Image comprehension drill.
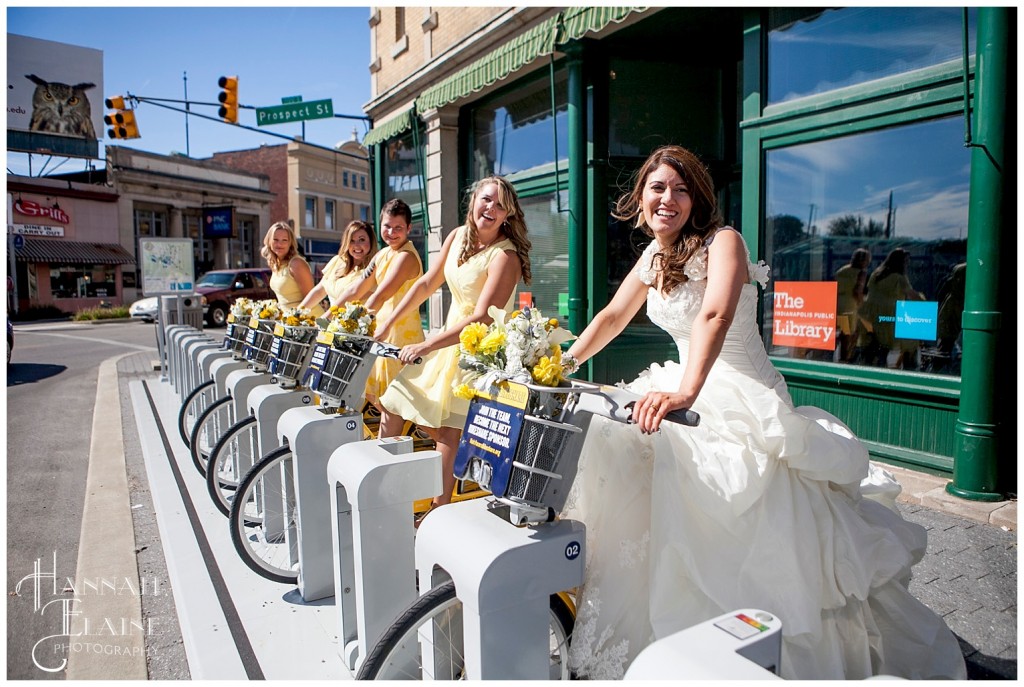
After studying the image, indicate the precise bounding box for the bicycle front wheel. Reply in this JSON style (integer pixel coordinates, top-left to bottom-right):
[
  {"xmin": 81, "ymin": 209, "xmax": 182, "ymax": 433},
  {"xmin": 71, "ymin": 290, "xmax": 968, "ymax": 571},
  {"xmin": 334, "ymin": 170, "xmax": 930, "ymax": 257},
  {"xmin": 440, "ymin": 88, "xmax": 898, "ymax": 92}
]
[
  {"xmin": 178, "ymin": 380, "xmax": 216, "ymax": 448},
  {"xmin": 228, "ymin": 446, "xmax": 298, "ymax": 584},
  {"xmin": 188, "ymin": 395, "xmax": 233, "ymax": 477},
  {"xmin": 206, "ymin": 415, "xmax": 258, "ymax": 516},
  {"xmin": 356, "ymin": 581, "xmax": 574, "ymax": 680}
]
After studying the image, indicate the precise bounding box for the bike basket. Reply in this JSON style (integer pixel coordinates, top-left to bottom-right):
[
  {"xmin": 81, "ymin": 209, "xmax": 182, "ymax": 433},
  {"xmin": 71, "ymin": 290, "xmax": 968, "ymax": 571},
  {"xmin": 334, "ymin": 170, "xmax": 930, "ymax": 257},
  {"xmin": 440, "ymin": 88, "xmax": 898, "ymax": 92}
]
[
  {"xmin": 268, "ymin": 324, "xmax": 318, "ymax": 383},
  {"xmin": 223, "ymin": 320, "xmax": 250, "ymax": 357},
  {"xmin": 242, "ymin": 318, "xmax": 278, "ymax": 371},
  {"xmin": 301, "ymin": 333, "xmax": 376, "ymax": 408},
  {"xmin": 454, "ymin": 382, "xmax": 591, "ymax": 523}
]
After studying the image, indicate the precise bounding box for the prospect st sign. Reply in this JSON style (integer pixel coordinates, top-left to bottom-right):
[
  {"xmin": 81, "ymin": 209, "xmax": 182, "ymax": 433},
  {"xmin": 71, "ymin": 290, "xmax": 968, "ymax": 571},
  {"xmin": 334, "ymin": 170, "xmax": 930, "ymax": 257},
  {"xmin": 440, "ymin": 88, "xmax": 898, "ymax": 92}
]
[{"xmin": 256, "ymin": 99, "xmax": 334, "ymax": 127}]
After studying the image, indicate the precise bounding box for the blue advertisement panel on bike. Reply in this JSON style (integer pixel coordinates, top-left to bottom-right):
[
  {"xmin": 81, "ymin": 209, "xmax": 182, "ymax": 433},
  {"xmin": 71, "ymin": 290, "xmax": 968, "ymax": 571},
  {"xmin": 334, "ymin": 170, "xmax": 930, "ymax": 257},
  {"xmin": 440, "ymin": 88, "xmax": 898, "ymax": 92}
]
[{"xmin": 454, "ymin": 381, "xmax": 528, "ymax": 498}]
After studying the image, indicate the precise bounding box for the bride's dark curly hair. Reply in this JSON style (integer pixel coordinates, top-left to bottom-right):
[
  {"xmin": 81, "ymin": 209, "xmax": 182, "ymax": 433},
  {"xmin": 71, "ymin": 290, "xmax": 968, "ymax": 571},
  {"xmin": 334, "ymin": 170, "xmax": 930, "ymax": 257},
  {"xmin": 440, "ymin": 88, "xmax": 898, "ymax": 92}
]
[{"xmin": 612, "ymin": 145, "xmax": 722, "ymax": 293}]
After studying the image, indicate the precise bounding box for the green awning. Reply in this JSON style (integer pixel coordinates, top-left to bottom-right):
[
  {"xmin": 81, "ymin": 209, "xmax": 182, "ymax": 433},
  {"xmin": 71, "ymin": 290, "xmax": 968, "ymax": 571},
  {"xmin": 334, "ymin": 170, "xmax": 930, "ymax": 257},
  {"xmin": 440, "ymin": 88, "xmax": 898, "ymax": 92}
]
[
  {"xmin": 362, "ymin": 108, "xmax": 416, "ymax": 147},
  {"xmin": 557, "ymin": 6, "xmax": 647, "ymax": 44},
  {"xmin": 416, "ymin": 15, "xmax": 560, "ymax": 112}
]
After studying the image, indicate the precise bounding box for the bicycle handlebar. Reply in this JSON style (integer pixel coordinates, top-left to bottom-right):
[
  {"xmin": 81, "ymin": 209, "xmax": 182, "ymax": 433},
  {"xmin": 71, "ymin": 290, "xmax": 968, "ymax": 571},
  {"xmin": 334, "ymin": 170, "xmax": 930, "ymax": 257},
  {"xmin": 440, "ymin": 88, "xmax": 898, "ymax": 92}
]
[
  {"xmin": 369, "ymin": 341, "xmax": 422, "ymax": 365},
  {"xmin": 505, "ymin": 378, "xmax": 700, "ymax": 428}
]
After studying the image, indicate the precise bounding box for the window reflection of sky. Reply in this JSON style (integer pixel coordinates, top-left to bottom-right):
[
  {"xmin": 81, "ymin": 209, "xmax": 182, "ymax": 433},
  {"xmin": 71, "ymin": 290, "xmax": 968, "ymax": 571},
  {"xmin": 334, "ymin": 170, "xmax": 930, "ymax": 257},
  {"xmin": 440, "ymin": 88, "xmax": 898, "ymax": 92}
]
[
  {"xmin": 767, "ymin": 118, "xmax": 970, "ymax": 241},
  {"xmin": 769, "ymin": 7, "xmax": 976, "ymax": 103}
]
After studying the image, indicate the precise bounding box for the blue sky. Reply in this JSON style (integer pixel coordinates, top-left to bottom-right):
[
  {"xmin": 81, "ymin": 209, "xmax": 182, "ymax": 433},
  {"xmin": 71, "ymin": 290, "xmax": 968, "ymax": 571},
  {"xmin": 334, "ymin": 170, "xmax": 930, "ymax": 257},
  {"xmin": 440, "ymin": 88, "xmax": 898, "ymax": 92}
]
[{"xmin": 7, "ymin": 5, "xmax": 372, "ymax": 176}]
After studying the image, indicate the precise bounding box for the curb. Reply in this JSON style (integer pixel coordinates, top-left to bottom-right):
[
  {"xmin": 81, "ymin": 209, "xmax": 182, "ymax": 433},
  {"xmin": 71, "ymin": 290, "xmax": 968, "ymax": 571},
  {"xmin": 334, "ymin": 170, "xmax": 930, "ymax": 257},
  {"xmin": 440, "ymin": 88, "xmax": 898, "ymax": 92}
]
[
  {"xmin": 66, "ymin": 353, "xmax": 148, "ymax": 680},
  {"xmin": 883, "ymin": 463, "xmax": 1017, "ymax": 531}
]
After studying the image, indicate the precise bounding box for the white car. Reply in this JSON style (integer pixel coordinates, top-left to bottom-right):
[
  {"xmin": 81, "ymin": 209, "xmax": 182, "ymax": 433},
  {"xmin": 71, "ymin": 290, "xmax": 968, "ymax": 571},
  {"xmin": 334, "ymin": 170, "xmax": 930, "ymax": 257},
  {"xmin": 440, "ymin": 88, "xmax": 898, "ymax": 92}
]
[{"xmin": 129, "ymin": 296, "xmax": 159, "ymax": 322}]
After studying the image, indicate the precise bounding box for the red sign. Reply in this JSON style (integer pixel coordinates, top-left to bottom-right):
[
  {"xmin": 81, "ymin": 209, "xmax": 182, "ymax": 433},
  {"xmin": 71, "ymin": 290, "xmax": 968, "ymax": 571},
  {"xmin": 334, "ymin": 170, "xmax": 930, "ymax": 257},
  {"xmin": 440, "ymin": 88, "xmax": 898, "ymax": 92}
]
[
  {"xmin": 518, "ymin": 291, "xmax": 533, "ymax": 310},
  {"xmin": 771, "ymin": 281, "xmax": 838, "ymax": 351},
  {"xmin": 14, "ymin": 198, "xmax": 70, "ymax": 224}
]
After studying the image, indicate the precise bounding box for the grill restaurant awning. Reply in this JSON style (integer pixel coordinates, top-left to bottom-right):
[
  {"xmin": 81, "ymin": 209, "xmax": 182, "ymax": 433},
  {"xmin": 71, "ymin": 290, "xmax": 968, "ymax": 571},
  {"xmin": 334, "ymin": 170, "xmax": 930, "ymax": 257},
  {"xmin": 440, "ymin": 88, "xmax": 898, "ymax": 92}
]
[{"xmin": 15, "ymin": 237, "xmax": 136, "ymax": 265}]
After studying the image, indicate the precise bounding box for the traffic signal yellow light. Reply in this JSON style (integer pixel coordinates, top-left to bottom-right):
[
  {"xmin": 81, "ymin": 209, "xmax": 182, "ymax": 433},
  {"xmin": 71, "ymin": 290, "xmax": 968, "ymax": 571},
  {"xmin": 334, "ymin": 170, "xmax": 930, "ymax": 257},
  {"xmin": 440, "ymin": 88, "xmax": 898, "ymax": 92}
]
[
  {"xmin": 104, "ymin": 96, "xmax": 141, "ymax": 139},
  {"xmin": 218, "ymin": 76, "xmax": 239, "ymax": 124}
]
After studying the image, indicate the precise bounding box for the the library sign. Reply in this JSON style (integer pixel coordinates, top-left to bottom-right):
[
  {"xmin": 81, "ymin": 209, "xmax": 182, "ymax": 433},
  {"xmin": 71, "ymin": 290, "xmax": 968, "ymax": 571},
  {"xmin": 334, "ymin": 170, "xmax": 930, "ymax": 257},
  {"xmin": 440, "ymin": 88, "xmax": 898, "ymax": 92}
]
[{"xmin": 772, "ymin": 281, "xmax": 837, "ymax": 351}]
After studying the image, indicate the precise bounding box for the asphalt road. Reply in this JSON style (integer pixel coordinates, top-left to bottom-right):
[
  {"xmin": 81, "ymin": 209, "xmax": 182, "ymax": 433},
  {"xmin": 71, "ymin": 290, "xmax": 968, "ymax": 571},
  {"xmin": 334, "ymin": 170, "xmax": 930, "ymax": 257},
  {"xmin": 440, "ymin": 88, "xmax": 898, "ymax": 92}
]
[{"xmin": 6, "ymin": 319, "xmax": 159, "ymax": 680}]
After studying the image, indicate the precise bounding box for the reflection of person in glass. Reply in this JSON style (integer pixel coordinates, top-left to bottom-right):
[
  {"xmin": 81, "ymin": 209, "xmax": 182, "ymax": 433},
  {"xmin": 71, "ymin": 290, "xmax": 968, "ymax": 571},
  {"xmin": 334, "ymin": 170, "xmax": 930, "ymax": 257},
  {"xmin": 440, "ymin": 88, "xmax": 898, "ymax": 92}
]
[
  {"xmin": 936, "ymin": 261, "xmax": 966, "ymax": 361},
  {"xmin": 858, "ymin": 248, "xmax": 924, "ymax": 369},
  {"xmin": 834, "ymin": 248, "xmax": 871, "ymax": 362}
]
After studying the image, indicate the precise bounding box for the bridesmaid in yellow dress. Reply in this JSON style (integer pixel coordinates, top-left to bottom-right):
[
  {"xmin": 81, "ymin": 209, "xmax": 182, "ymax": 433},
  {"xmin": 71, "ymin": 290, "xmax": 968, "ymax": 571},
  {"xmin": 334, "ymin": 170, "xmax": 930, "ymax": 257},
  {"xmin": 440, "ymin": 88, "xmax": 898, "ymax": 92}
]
[
  {"xmin": 336, "ymin": 199, "xmax": 425, "ymax": 430},
  {"xmin": 261, "ymin": 221, "xmax": 323, "ymax": 316},
  {"xmin": 377, "ymin": 177, "xmax": 532, "ymax": 510},
  {"xmin": 299, "ymin": 220, "xmax": 378, "ymax": 311}
]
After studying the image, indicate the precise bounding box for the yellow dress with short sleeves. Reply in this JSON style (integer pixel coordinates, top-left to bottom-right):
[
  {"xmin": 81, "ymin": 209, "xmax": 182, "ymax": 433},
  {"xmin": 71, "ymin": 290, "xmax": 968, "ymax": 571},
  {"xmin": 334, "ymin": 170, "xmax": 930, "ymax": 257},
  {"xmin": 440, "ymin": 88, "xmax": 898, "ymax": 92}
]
[
  {"xmin": 270, "ymin": 256, "xmax": 324, "ymax": 316},
  {"xmin": 366, "ymin": 241, "xmax": 424, "ymax": 402},
  {"xmin": 320, "ymin": 254, "xmax": 367, "ymax": 307},
  {"xmin": 380, "ymin": 226, "xmax": 516, "ymax": 429}
]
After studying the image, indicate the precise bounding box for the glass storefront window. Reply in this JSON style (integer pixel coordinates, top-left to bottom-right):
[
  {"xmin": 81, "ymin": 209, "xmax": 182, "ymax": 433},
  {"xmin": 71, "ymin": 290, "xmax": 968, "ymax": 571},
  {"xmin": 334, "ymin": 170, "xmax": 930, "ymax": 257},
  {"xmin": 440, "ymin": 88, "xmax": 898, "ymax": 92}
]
[
  {"xmin": 763, "ymin": 117, "xmax": 969, "ymax": 375},
  {"xmin": 516, "ymin": 191, "xmax": 569, "ymax": 327},
  {"xmin": 383, "ymin": 128, "xmax": 425, "ymax": 212},
  {"xmin": 471, "ymin": 69, "xmax": 568, "ymax": 179},
  {"xmin": 768, "ymin": 7, "xmax": 977, "ymax": 104},
  {"xmin": 50, "ymin": 264, "xmax": 116, "ymax": 299}
]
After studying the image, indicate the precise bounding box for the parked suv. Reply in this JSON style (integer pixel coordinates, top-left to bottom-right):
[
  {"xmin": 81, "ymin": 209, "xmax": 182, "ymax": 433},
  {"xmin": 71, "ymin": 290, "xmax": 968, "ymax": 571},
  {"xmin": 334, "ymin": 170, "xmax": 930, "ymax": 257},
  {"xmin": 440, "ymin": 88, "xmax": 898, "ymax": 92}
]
[{"xmin": 196, "ymin": 268, "xmax": 274, "ymax": 327}]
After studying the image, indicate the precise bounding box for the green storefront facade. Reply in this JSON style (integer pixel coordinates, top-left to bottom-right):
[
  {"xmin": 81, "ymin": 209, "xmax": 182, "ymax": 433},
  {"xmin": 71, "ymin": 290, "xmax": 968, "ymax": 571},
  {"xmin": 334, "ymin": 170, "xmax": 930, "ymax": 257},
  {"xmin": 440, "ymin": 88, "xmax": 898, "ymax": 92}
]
[{"xmin": 363, "ymin": 7, "xmax": 1014, "ymax": 498}]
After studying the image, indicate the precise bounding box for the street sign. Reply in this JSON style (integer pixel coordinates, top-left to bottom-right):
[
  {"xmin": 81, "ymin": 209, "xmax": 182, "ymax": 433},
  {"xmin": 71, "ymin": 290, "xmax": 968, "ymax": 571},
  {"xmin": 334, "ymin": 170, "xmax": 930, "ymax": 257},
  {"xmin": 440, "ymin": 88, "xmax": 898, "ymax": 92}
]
[
  {"xmin": 281, "ymin": 95, "xmax": 302, "ymax": 104},
  {"xmin": 13, "ymin": 234, "xmax": 25, "ymax": 250},
  {"xmin": 255, "ymin": 99, "xmax": 334, "ymax": 127}
]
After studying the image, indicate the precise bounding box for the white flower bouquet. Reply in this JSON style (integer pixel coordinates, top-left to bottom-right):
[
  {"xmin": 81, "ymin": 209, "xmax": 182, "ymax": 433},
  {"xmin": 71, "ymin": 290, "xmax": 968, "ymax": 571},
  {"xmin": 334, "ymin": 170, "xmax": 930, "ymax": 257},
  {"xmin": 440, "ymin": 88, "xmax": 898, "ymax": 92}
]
[{"xmin": 454, "ymin": 305, "xmax": 575, "ymax": 400}]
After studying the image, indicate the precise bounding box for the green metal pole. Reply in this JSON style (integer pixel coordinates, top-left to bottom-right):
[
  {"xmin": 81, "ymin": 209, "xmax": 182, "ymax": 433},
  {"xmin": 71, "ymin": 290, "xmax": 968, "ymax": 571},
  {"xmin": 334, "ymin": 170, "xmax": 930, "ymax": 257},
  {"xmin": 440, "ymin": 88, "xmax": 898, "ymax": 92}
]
[
  {"xmin": 948, "ymin": 7, "xmax": 1007, "ymax": 501},
  {"xmin": 565, "ymin": 43, "xmax": 587, "ymax": 342}
]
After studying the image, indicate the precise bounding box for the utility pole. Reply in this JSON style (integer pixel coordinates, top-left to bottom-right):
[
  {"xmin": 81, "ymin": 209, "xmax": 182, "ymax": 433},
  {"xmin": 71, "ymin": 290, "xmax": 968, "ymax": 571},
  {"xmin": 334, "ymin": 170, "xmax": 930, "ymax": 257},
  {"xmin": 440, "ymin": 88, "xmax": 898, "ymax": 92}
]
[
  {"xmin": 884, "ymin": 190, "xmax": 893, "ymax": 237},
  {"xmin": 183, "ymin": 72, "xmax": 191, "ymax": 157}
]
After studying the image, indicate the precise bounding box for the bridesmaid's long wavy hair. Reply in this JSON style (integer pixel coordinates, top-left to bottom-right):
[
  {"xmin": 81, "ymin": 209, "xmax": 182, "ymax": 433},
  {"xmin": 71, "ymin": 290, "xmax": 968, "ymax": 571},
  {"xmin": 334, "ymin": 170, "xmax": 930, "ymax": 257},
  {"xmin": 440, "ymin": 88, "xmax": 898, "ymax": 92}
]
[
  {"xmin": 613, "ymin": 145, "xmax": 722, "ymax": 293},
  {"xmin": 260, "ymin": 221, "xmax": 299, "ymax": 272},
  {"xmin": 460, "ymin": 176, "xmax": 532, "ymax": 285},
  {"xmin": 336, "ymin": 220, "xmax": 377, "ymax": 276}
]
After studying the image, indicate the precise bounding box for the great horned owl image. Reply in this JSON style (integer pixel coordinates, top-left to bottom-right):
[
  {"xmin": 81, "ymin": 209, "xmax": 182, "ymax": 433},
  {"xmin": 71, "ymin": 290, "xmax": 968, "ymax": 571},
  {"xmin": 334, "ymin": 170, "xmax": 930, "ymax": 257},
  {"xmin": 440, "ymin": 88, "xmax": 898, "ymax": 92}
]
[{"xmin": 25, "ymin": 73, "xmax": 98, "ymax": 139}]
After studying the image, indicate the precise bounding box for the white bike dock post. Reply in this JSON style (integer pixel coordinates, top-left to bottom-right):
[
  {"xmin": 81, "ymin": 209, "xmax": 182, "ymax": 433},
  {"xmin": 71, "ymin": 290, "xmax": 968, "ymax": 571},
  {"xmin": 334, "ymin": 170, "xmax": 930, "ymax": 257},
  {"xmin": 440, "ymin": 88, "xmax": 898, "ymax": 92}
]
[
  {"xmin": 624, "ymin": 609, "xmax": 783, "ymax": 680},
  {"xmin": 414, "ymin": 499, "xmax": 587, "ymax": 680},
  {"xmin": 246, "ymin": 383, "xmax": 315, "ymax": 468},
  {"xmin": 172, "ymin": 330, "xmax": 207, "ymax": 395},
  {"xmin": 276, "ymin": 405, "xmax": 364, "ymax": 603},
  {"xmin": 195, "ymin": 346, "xmax": 233, "ymax": 389},
  {"xmin": 326, "ymin": 437, "xmax": 442, "ymax": 671},
  {"xmin": 209, "ymin": 355, "xmax": 248, "ymax": 398},
  {"xmin": 164, "ymin": 325, "xmax": 196, "ymax": 386},
  {"xmin": 181, "ymin": 337, "xmax": 220, "ymax": 395}
]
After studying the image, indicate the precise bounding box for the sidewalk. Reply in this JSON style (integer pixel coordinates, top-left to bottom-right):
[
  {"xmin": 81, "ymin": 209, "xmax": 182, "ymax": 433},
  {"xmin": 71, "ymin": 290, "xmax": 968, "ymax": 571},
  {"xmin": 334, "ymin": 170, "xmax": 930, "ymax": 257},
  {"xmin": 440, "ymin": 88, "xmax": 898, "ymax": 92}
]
[{"xmin": 94, "ymin": 351, "xmax": 1017, "ymax": 679}]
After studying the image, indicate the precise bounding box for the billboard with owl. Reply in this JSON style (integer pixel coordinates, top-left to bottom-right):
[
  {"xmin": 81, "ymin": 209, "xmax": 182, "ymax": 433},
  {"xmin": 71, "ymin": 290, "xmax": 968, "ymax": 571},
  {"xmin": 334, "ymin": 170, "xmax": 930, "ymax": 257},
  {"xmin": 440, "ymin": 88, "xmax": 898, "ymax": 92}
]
[{"xmin": 8, "ymin": 33, "xmax": 103, "ymax": 156}]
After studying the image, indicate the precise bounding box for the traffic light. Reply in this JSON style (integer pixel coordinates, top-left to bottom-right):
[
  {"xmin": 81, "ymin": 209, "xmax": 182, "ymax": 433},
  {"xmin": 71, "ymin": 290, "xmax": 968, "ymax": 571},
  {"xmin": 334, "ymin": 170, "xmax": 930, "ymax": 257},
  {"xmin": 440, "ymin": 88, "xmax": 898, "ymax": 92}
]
[
  {"xmin": 104, "ymin": 96, "xmax": 141, "ymax": 139},
  {"xmin": 218, "ymin": 76, "xmax": 239, "ymax": 123}
]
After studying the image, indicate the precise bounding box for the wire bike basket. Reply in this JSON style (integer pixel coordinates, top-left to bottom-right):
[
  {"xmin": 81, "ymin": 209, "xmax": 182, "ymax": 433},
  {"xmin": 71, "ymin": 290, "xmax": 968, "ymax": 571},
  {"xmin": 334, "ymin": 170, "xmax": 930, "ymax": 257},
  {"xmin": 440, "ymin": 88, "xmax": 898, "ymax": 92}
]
[
  {"xmin": 241, "ymin": 317, "xmax": 278, "ymax": 372},
  {"xmin": 301, "ymin": 332, "xmax": 383, "ymax": 410},
  {"xmin": 223, "ymin": 315, "xmax": 251, "ymax": 359},
  {"xmin": 454, "ymin": 380, "xmax": 594, "ymax": 526},
  {"xmin": 268, "ymin": 324, "xmax": 319, "ymax": 387}
]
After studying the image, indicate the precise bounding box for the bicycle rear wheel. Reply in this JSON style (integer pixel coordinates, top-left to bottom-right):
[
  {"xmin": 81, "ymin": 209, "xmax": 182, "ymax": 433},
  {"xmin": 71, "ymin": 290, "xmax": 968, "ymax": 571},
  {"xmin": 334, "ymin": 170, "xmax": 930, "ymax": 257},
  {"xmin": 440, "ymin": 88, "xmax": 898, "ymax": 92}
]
[
  {"xmin": 178, "ymin": 380, "xmax": 216, "ymax": 448},
  {"xmin": 188, "ymin": 395, "xmax": 233, "ymax": 477},
  {"xmin": 228, "ymin": 446, "xmax": 298, "ymax": 584},
  {"xmin": 206, "ymin": 415, "xmax": 257, "ymax": 516},
  {"xmin": 355, "ymin": 581, "xmax": 574, "ymax": 679}
]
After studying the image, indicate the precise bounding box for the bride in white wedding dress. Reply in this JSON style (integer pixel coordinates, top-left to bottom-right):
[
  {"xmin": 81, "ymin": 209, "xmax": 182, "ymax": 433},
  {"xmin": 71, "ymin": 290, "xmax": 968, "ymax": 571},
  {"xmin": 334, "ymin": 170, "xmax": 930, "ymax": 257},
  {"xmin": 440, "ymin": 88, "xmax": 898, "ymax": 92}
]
[{"xmin": 560, "ymin": 145, "xmax": 966, "ymax": 680}]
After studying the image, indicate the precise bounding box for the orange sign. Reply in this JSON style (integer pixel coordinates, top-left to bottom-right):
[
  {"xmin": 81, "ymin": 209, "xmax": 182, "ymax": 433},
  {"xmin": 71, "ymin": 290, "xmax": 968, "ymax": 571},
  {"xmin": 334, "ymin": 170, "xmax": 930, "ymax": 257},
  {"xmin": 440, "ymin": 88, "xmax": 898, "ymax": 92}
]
[
  {"xmin": 518, "ymin": 291, "xmax": 533, "ymax": 310},
  {"xmin": 771, "ymin": 281, "xmax": 837, "ymax": 351}
]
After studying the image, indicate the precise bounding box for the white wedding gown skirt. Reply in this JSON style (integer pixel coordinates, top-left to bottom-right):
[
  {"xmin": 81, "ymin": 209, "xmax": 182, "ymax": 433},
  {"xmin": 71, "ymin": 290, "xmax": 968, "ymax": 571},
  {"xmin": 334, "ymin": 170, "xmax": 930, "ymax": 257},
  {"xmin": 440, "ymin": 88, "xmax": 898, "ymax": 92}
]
[{"xmin": 562, "ymin": 264, "xmax": 966, "ymax": 680}]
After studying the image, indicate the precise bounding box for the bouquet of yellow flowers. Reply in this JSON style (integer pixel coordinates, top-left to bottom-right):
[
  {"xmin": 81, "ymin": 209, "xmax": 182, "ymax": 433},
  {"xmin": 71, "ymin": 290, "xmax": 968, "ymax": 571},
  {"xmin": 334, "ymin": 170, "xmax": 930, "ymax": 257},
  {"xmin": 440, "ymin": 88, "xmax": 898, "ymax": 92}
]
[
  {"xmin": 315, "ymin": 301, "xmax": 376, "ymax": 339},
  {"xmin": 454, "ymin": 305, "xmax": 575, "ymax": 399},
  {"xmin": 277, "ymin": 306, "xmax": 319, "ymax": 343},
  {"xmin": 252, "ymin": 299, "xmax": 283, "ymax": 321},
  {"xmin": 230, "ymin": 297, "xmax": 259, "ymax": 320}
]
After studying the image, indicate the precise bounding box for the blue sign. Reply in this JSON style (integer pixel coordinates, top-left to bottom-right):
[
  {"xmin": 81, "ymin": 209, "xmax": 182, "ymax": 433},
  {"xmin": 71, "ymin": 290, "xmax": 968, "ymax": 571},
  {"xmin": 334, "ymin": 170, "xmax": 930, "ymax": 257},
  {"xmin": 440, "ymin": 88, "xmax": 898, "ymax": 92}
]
[
  {"xmin": 13, "ymin": 234, "xmax": 25, "ymax": 250},
  {"xmin": 301, "ymin": 342, "xmax": 332, "ymax": 391},
  {"xmin": 202, "ymin": 206, "xmax": 235, "ymax": 239},
  {"xmin": 894, "ymin": 300, "xmax": 939, "ymax": 340},
  {"xmin": 454, "ymin": 391, "xmax": 526, "ymax": 498}
]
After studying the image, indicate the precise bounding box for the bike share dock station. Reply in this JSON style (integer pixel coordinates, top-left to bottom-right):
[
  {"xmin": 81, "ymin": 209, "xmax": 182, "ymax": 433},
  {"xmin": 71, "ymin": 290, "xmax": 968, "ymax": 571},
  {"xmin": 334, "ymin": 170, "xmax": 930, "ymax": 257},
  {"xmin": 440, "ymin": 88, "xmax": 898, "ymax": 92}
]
[{"xmin": 130, "ymin": 313, "xmax": 789, "ymax": 680}]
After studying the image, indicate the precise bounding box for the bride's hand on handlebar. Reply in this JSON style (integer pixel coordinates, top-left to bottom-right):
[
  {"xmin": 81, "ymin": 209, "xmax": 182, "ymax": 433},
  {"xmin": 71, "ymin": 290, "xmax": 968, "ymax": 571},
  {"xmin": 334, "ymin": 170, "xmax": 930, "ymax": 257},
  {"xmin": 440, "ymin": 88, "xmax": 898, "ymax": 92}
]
[{"xmin": 633, "ymin": 391, "xmax": 689, "ymax": 434}]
